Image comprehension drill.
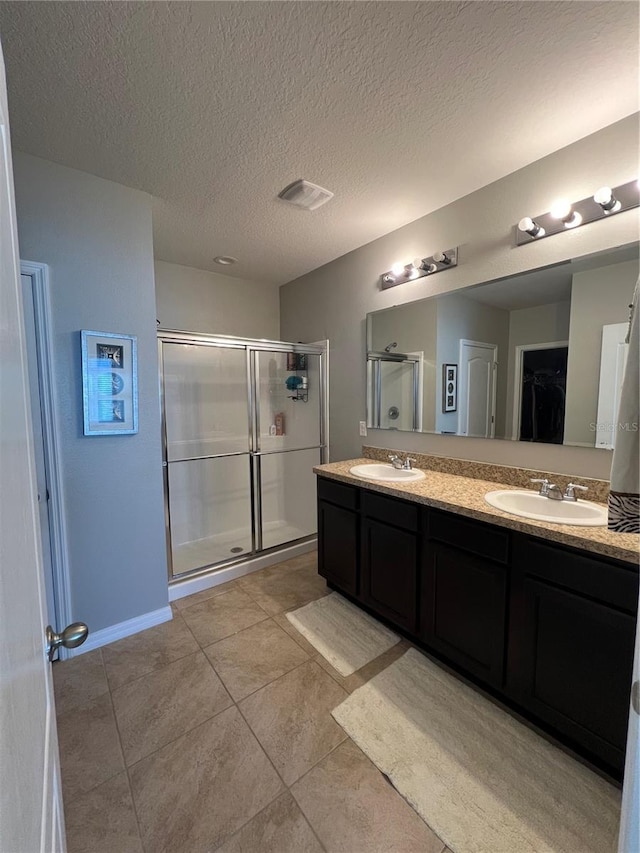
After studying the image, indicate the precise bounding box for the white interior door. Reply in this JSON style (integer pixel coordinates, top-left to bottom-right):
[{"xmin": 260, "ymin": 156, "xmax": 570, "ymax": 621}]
[
  {"xmin": 596, "ymin": 323, "xmax": 629, "ymax": 450},
  {"xmin": 458, "ymin": 340, "xmax": 498, "ymax": 438},
  {"xmin": 0, "ymin": 42, "xmax": 65, "ymax": 853}
]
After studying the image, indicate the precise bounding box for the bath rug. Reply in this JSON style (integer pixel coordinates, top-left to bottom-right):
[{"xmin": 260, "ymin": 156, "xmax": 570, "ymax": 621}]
[
  {"xmin": 286, "ymin": 592, "xmax": 400, "ymax": 676},
  {"xmin": 332, "ymin": 648, "xmax": 620, "ymax": 853}
]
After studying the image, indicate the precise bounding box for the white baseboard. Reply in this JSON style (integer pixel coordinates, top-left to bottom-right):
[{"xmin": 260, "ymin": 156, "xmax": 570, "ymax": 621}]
[
  {"xmin": 169, "ymin": 538, "xmax": 317, "ymax": 602},
  {"xmin": 69, "ymin": 605, "xmax": 173, "ymax": 656}
]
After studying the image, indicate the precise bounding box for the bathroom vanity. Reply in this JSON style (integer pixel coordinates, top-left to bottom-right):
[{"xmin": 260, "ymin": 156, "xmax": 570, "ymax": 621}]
[{"xmin": 315, "ymin": 460, "xmax": 639, "ymax": 779}]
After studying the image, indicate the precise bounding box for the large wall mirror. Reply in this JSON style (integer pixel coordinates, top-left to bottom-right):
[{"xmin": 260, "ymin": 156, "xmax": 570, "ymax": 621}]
[{"xmin": 367, "ymin": 242, "xmax": 638, "ymax": 448}]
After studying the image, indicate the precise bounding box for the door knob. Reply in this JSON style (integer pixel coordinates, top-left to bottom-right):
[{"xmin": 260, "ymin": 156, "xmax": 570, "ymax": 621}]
[{"xmin": 45, "ymin": 622, "xmax": 89, "ymax": 662}]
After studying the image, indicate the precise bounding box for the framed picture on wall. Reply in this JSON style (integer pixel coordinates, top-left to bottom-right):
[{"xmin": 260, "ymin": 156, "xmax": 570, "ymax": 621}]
[
  {"xmin": 81, "ymin": 330, "xmax": 138, "ymax": 435},
  {"xmin": 442, "ymin": 363, "xmax": 458, "ymax": 413}
]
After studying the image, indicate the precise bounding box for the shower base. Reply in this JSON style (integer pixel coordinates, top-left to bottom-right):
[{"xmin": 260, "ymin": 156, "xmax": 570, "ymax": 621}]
[{"xmin": 171, "ymin": 520, "xmax": 311, "ymax": 577}]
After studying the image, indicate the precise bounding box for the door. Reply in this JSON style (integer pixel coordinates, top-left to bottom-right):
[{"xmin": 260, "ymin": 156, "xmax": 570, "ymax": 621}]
[
  {"xmin": 255, "ymin": 349, "xmax": 324, "ymax": 549},
  {"xmin": 458, "ymin": 340, "xmax": 497, "ymax": 437},
  {"xmin": 596, "ymin": 323, "xmax": 629, "ymax": 450},
  {"xmin": 21, "ymin": 272, "xmax": 57, "ymax": 625},
  {"xmin": 161, "ymin": 340, "xmax": 253, "ymax": 576},
  {"xmin": 0, "ymin": 41, "xmax": 65, "ymax": 853}
]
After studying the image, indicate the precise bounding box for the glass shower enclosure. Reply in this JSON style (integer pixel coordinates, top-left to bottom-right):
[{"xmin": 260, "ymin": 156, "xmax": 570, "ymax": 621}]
[{"xmin": 159, "ymin": 331, "xmax": 328, "ymax": 580}]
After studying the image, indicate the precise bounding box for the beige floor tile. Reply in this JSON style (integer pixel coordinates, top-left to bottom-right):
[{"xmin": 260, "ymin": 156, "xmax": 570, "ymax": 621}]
[
  {"xmin": 181, "ymin": 586, "xmax": 269, "ymax": 646},
  {"xmin": 129, "ymin": 706, "xmax": 284, "ymax": 853},
  {"xmin": 57, "ymin": 692, "xmax": 125, "ymax": 798},
  {"xmin": 204, "ymin": 618, "xmax": 310, "ymax": 701},
  {"xmin": 102, "ymin": 616, "xmax": 199, "ymax": 690},
  {"xmin": 239, "ymin": 563, "xmax": 329, "ymax": 616},
  {"xmin": 53, "ymin": 649, "xmax": 108, "ymax": 716},
  {"xmin": 216, "ymin": 791, "xmax": 324, "ymax": 853},
  {"xmin": 291, "ymin": 739, "xmax": 445, "ymax": 853},
  {"xmin": 315, "ymin": 638, "xmax": 412, "ymax": 693},
  {"xmin": 112, "ymin": 651, "xmax": 232, "ymax": 765},
  {"xmin": 239, "ymin": 659, "xmax": 348, "ymax": 785},
  {"xmin": 273, "ymin": 612, "xmax": 320, "ymax": 657},
  {"xmin": 63, "ymin": 771, "xmax": 142, "ymax": 853},
  {"xmin": 172, "ymin": 577, "xmax": 240, "ymax": 611}
]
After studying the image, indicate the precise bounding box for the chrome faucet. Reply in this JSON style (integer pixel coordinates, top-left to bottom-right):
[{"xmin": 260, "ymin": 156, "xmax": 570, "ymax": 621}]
[
  {"xmin": 563, "ymin": 483, "xmax": 589, "ymax": 501},
  {"xmin": 389, "ymin": 455, "xmax": 417, "ymax": 470},
  {"xmin": 531, "ymin": 478, "xmax": 588, "ymax": 501},
  {"xmin": 531, "ymin": 478, "xmax": 553, "ymax": 496}
]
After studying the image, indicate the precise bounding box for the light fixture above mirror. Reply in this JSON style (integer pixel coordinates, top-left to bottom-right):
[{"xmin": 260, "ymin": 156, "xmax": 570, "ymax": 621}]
[
  {"xmin": 381, "ymin": 247, "xmax": 458, "ymax": 289},
  {"xmin": 516, "ymin": 179, "xmax": 639, "ymax": 245}
]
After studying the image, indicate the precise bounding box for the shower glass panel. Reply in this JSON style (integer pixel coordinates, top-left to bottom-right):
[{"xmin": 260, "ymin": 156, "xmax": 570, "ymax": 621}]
[
  {"xmin": 168, "ymin": 456, "xmax": 253, "ymax": 577},
  {"xmin": 160, "ymin": 332, "xmax": 327, "ymax": 581},
  {"xmin": 162, "ymin": 341, "xmax": 252, "ymax": 576},
  {"xmin": 259, "ymin": 448, "xmax": 321, "ymax": 550},
  {"xmin": 163, "ymin": 343, "xmax": 249, "ymax": 460},
  {"xmin": 257, "ymin": 351, "xmax": 321, "ymax": 451}
]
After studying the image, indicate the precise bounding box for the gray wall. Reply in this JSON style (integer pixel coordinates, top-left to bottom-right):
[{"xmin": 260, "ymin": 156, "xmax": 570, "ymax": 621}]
[
  {"xmin": 280, "ymin": 114, "xmax": 639, "ymax": 479},
  {"xmin": 565, "ymin": 258, "xmax": 638, "ymax": 446},
  {"xmin": 155, "ymin": 260, "xmax": 280, "ymax": 339},
  {"xmin": 14, "ymin": 152, "xmax": 168, "ymax": 632},
  {"xmin": 435, "ymin": 294, "xmax": 510, "ymax": 437},
  {"xmin": 505, "ymin": 301, "xmax": 571, "ymax": 440}
]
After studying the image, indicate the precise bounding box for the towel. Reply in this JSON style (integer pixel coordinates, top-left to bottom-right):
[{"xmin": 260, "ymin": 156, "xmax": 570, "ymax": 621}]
[{"xmin": 608, "ymin": 277, "xmax": 640, "ymax": 533}]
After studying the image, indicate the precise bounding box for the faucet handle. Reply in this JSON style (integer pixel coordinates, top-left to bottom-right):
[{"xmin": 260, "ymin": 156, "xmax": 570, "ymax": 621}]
[
  {"xmin": 403, "ymin": 458, "xmax": 417, "ymax": 470},
  {"xmin": 564, "ymin": 483, "xmax": 588, "ymax": 501},
  {"xmin": 531, "ymin": 478, "xmax": 550, "ymax": 495}
]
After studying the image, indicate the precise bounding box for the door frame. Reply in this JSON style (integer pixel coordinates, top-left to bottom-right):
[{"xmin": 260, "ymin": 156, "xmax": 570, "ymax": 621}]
[
  {"xmin": 20, "ymin": 260, "xmax": 73, "ymax": 656},
  {"xmin": 511, "ymin": 340, "xmax": 568, "ymax": 441},
  {"xmin": 458, "ymin": 339, "xmax": 498, "ymax": 438}
]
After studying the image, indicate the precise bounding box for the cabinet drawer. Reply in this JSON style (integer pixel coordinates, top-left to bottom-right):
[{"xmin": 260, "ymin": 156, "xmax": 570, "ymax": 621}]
[
  {"xmin": 362, "ymin": 491, "xmax": 419, "ymax": 532},
  {"xmin": 515, "ymin": 536, "xmax": 638, "ymax": 613},
  {"xmin": 317, "ymin": 477, "xmax": 359, "ymax": 511},
  {"xmin": 428, "ymin": 509, "xmax": 510, "ymax": 564}
]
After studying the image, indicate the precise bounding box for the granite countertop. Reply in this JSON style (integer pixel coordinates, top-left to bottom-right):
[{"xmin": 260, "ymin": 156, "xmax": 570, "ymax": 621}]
[{"xmin": 314, "ymin": 459, "xmax": 640, "ymax": 565}]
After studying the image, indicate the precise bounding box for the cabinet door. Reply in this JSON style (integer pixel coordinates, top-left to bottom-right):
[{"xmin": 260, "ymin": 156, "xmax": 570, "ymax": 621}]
[
  {"xmin": 520, "ymin": 577, "xmax": 635, "ymax": 772},
  {"xmin": 361, "ymin": 518, "xmax": 418, "ymax": 633},
  {"xmin": 421, "ymin": 542, "xmax": 508, "ymax": 687},
  {"xmin": 317, "ymin": 500, "xmax": 358, "ymax": 596}
]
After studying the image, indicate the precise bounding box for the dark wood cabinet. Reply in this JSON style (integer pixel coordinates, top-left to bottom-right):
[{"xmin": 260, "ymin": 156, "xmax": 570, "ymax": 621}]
[
  {"xmin": 361, "ymin": 518, "xmax": 418, "ymax": 633},
  {"xmin": 421, "ymin": 509, "xmax": 510, "ymax": 687},
  {"xmin": 512, "ymin": 535, "xmax": 637, "ymax": 772},
  {"xmin": 360, "ymin": 491, "xmax": 420, "ymax": 632},
  {"xmin": 316, "ymin": 475, "xmax": 638, "ymax": 778},
  {"xmin": 421, "ymin": 541, "xmax": 508, "ymax": 687},
  {"xmin": 317, "ymin": 479, "xmax": 359, "ymax": 596}
]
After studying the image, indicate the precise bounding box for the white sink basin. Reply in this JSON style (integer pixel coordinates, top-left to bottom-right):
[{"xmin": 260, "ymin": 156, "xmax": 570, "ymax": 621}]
[
  {"xmin": 349, "ymin": 463, "xmax": 426, "ymax": 483},
  {"xmin": 484, "ymin": 490, "xmax": 607, "ymax": 526}
]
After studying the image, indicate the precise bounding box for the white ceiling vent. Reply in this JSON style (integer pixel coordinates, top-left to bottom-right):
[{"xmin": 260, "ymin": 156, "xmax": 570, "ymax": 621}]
[{"xmin": 278, "ymin": 179, "xmax": 334, "ymax": 211}]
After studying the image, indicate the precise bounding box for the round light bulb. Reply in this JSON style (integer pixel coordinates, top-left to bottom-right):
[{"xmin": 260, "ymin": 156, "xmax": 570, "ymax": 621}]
[
  {"xmin": 412, "ymin": 257, "xmax": 424, "ymax": 271},
  {"xmin": 564, "ymin": 211, "xmax": 582, "ymax": 229},
  {"xmin": 426, "ymin": 263, "xmax": 438, "ymax": 274},
  {"xmin": 391, "ymin": 262, "xmax": 405, "ymax": 277},
  {"xmin": 518, "ymin": 217, "xmax": 534, "ymax": 232},
  {"xmin": 409, "ymin": 267, "xmax": 420, "ymax": 280},
  {"xmin": 594, "ymin": 186, "xmax": 613, "ymax": 205},
  {"xmin": 550, "ymin": 199, "xmax": 572, "ymax": 220}
]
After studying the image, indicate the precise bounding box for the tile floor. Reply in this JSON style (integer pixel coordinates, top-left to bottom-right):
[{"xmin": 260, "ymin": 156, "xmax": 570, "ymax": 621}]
[{"xmin": 54, "ymin": 551, "xmax": 451, "ymax": 853}]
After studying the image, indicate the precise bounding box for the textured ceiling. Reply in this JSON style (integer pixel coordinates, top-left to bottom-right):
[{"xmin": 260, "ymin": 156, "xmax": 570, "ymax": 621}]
[{"xmin": 0, "ymin": 1, "xmax": 638, "ymax": 285}]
